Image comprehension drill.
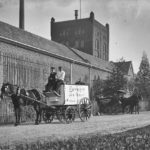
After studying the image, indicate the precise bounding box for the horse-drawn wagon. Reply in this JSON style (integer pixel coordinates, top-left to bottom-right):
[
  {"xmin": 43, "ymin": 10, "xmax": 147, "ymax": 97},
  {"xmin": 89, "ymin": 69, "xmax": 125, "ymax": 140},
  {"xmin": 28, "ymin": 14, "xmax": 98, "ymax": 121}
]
[
  {"xmin": 1, "ymin": 83, "xmax": 92, "ymax": 125},
  {"xmin": 42, "ymin": 84, "xmax": 91, "ymax": 123}
]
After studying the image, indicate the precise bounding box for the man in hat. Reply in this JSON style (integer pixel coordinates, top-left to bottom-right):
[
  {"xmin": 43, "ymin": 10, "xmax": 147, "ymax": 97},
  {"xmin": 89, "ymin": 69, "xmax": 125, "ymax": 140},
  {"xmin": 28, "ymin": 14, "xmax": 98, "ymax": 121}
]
[
  {"xmin": 55, "ymin": 66, "xmax": 65, "ymax": 94},
  {"xmin": 44, "ymin": 67, "xmax": 57, "ymax": 92},
  {"xmin": 75, "ymin": 78, "xmax": 85, "ymax": 85}
]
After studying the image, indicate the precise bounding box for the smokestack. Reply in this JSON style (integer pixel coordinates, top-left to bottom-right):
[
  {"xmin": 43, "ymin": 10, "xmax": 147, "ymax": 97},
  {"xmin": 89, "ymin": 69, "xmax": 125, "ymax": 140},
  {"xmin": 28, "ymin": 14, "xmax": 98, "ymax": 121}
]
[
  {"xmin": 74, "ymin": 10, "xmax": 78, "ymax": 20},
  {"xmin": 19, "ymin": 0, "xmax": 24, "ymax": 29}
]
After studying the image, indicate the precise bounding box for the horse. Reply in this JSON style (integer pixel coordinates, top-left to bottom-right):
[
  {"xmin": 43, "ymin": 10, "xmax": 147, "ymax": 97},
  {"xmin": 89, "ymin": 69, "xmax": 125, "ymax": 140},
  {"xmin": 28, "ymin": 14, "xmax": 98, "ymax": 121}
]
[
  {"xmin": 1, "ymin": 83, "xmax": 45, "ymax": 126},
  {"xmin": 95, "ymin": 95, "xmax": 119, "ymax": 115},
  {"xmin": 119, "ymin": 93, "xmax": 142, "ymax": 114}
]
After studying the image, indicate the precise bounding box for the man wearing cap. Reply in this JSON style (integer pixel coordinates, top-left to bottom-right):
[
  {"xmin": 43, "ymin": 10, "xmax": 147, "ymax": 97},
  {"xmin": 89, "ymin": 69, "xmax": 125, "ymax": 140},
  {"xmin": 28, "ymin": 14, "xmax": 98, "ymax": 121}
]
[
  {"xmin": 55, "ymin": 66, "xmax": 65, "ymax": 94},
  {"xmin": 44, "ymin": 67, "xmax": 57, "ymax": 92}
]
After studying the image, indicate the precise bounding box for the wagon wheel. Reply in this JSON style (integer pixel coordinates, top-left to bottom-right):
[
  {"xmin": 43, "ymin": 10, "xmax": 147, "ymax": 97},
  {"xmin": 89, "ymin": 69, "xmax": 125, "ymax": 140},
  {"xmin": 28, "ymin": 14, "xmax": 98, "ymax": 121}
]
[
  {"xmin": 56, "ymin": 107, "xmax": 66, "ymax": 123},
  {"xmin": 125, "ymin": 106, "xmax": 130, "ymax": 114},
  {"xmin": 78, "ymin": 97, "xmax": 91, "ymax": 122},
  {"xmin": 65, "ymin": 106, "xmax": 76, "ymax": 124},
  {"xmin": 43, "ymin": 108, "xmax": 54, "ymax": 123}
]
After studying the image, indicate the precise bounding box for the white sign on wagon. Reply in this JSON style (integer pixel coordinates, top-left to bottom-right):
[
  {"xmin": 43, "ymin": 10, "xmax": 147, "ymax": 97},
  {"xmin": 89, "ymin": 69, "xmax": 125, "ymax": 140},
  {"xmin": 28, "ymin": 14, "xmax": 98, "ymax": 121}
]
[{"xmin": 64, "ymin": 85, "xmax": 89, "ymax": 105}]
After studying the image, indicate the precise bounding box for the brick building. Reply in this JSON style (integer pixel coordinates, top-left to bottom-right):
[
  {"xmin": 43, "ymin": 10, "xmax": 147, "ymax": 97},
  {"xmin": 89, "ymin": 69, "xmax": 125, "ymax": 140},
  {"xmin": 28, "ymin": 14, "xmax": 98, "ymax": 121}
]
[
  {"xmin": 51, "ymin": 11, "xmax": 109, "ymax": 61},
  {"xmin": 0, "ymin": 20, "xmax": 114, "ymax": 122},
  {"xmin": 0, "ymin": 21, "xmax": 112, "ymax": 91}
]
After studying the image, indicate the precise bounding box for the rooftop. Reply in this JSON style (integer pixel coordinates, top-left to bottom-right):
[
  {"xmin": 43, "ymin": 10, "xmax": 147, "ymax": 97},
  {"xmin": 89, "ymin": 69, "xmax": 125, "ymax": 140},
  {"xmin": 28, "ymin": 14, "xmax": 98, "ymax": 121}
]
[
  {"xmin": 0, "ymin": 21, "xmax": 112, "ymax": 72},
  {"xmin": 114, "ymin": 61, "xmax": 132, "ymax": 75},
  {"xmin": 51, "ymin": 11, "xmax": 107, "ymax": 29}
]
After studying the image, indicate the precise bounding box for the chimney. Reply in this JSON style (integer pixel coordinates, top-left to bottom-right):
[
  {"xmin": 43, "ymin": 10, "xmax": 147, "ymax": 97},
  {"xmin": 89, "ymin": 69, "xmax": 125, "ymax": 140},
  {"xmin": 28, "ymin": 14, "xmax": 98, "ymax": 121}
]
[
  {"xmin": 89, "ymin": 11, "xmax": 94, "ymax": 22},
  {"xmin": 74, "ymin": 10, "xmax": 78, "ymax": 20},
  {"xmin": 19, "ymin": 0, "xmax": 24, "ymax": 29}
]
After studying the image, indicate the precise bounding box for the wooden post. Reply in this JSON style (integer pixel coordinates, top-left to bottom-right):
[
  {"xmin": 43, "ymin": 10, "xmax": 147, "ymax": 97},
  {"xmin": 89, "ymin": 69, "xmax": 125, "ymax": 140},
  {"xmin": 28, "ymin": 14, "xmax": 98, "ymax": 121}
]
[{"xmin": 70, "ymin": 62, "xmax": 73, "ymax": 84}]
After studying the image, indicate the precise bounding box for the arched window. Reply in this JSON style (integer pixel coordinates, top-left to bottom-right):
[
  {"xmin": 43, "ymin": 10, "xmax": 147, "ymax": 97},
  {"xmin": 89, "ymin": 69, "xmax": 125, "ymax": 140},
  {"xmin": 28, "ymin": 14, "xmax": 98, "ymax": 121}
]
[
  {"xmin": 94, "ymin": 39, "xmax": 99, "ymax": 57},
  {"xmin": 95, "ymin": 39, "xmax": 99, "ymax": 50}
]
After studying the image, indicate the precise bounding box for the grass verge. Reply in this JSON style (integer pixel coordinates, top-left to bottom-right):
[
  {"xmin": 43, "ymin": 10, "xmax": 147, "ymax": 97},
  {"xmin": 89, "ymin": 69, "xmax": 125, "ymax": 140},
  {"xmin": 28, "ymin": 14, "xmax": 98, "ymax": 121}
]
[{"xmin": 1, "ymin": 125, "xmax": 150, "ymax": 150}]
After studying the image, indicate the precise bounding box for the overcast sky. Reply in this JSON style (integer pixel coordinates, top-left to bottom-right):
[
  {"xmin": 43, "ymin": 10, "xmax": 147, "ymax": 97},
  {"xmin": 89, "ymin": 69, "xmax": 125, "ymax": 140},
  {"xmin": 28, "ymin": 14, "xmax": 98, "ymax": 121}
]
[{"xmin": 0, "ymin": 0, "xmax": 150, "ymax": 73}]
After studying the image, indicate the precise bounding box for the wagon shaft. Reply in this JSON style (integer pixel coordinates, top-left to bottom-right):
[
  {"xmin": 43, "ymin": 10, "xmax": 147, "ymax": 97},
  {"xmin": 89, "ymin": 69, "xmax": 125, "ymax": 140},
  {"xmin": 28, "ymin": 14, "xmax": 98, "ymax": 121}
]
[{"xmin": 20, "ymin": 94, "xmax": 47, "ymax": 106}]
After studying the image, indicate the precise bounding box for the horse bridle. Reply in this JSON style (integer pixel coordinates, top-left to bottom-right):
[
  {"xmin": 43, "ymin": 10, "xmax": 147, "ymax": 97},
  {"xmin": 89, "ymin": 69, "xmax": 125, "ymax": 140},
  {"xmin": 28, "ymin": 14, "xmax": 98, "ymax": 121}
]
[{"xmin": 2, "ymin": 83, "xmax": 20, "ymax": 97}]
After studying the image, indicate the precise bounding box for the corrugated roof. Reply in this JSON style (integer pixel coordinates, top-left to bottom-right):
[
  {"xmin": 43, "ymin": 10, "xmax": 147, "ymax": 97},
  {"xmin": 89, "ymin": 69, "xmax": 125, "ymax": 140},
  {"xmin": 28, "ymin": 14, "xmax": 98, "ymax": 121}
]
[
  {"xmin": 71, "ymin": 48, "xmax": 113, "ymax": 71},
  {"xmin": 0, "ymin": 21, "xmax": 113, "ymax": 72},
  {"xmin": 0, "ymin": 21, "xmax": 84, "ymax": 62}
]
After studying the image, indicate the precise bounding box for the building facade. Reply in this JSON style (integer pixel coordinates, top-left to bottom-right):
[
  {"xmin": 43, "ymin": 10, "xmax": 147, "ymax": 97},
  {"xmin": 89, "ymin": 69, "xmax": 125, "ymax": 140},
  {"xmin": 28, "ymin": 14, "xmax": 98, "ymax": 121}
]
[
  {"xmin": 0, "ymin": 21, "xmax": 112, "ymax": 91},
  {"xmin": 0, "ymin": 20, "xmax": 113, "ymax": 123},
  {"xmin": 51, "ymin": 12, "xmax": 109, "ymax": 61}
]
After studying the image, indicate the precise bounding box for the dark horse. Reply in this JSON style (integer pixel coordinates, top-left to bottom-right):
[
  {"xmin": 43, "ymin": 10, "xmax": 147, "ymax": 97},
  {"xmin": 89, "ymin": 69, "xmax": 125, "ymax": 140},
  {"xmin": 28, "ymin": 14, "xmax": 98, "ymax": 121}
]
[
  {"xmin": 119, "ymin": 93, "xmax": 142, "ymax": 114},
  {"xmin": 1, "ymin": 83, "xmax": 45, "ymax": 126},
  {"xmin": 95, "ymin": 95, "xmax": 119, "ymax": 115}
]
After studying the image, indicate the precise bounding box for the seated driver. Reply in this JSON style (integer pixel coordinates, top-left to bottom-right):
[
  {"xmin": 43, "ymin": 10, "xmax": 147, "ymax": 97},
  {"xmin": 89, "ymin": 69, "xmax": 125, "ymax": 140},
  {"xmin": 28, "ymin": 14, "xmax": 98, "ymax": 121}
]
[
  {"xmin": 55, "ymin": 66, "xmax": 65, "ymax": 94},
  {"xmin": 44, "ymin": 67, "xmax": 57, "ymax": 92}
]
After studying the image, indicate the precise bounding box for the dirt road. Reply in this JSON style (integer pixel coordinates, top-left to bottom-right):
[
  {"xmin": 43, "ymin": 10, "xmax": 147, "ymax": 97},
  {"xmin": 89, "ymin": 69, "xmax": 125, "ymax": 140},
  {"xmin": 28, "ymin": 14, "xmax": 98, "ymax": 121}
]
[{"xmin": 1, "ymin": 111, "xmax": 150, "ymax": 145}]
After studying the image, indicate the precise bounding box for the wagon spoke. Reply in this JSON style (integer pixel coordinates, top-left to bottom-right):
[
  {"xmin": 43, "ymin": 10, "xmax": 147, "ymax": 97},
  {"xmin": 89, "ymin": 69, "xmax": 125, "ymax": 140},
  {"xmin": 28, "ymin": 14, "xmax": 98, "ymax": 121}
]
[
  {"xmin": 78, "ymin": 97, "xmax": 91, "ymax": 122},
  {"xmin": 43, "ymin": 108, "xmax": 54, "ymax": 123},
  {"xmin": 65, "ymin": 106, "xmax": 76, "ymax": 124},
  {"xmin": 56, "ymin": 107, "xmax": 66, "ymax": 123}
]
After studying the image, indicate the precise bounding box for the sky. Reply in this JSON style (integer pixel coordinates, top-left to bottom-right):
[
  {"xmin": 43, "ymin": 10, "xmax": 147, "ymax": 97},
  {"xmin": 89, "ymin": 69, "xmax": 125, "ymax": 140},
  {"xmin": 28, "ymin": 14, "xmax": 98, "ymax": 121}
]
[{"xmin": 0, "ymin": 0, "xmax": 150, "ymax": 73}]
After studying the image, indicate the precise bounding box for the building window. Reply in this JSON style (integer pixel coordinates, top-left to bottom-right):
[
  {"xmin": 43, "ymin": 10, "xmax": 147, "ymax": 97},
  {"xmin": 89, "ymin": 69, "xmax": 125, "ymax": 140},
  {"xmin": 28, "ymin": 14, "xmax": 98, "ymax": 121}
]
[
  {"xmin": 94, "ymin": 49, "xmax": 98, "ymax": 57},
  {"xmin": 106, "ymin": 50, "xmax": 108, "ymax": 60},
  {"xmin": 63, "ymin": 31, "xmax": 65, "ymax": 36},
  {"xmin": 78, "ymin": 28, "xmax": 81, "ymax": 35},
  {"xmin": 80, "ymin": 40, "xmax": 84, "ymax": 48},
  {"xmin": 95, "ymin": 39, "xmax": 99, "ymax": 50},
  {"xmin": 94, "ymin": 39, "xmax": 99, "ymax": 58},
  {"xmin": 75, "ymin": 40, "xmax": 79, "ymax": 48},
  {"xmin": 74, "ymin": 28, "xmax": 85, "ymax": 36},
  {"xmin": 81, "ymin": 29, "xmax": 85, "ymax": 35},
  {"xmin": 99, "ymin": 49, "xmax": 101, "ymax": 59},
  {"xmin": 103, "ymin": 43, "xmax": 107, "ymax": 60},
  {"xmin": 59, "ymin": 32, "xmax": 62, "ymax": 37},
  {"xmin": 75, "ymin": 30, "xmax": 77, "ymax": 35},
  {"xmin": 103, "ymin": 35, "xmax": 106, "ymax": 40}
]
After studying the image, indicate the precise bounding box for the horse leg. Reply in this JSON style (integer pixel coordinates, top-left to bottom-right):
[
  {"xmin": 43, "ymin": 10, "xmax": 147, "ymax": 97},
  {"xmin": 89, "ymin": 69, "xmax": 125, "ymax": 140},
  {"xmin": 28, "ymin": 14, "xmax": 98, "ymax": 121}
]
[
  {"xmin": 14, "ymin": 108, "xmax": 18, "ymax": 126},
  {"xmin": 35, "ymin": 109, "xmax": 39, "ymax": 125},
  {"xmin": 14, "ymin": 107, "xmax": 20, "ymax": 126},
  {"xmin": 136, "ymin": 104, "xmax": 139, "ymax": 114},
  {"xmin": 34, "ymin": 104, "xmax": 40, "ymax": 125},
  {"xmin": 37, "ymin": 106, "xmax": 42, "ymax": 123},
  {"xmin": 17, "ymin": 107, "xmax": 22, "ymax": 125},
  {"xmin": 37, "ymin": 105, "xmax": 42, "ymax": 124},
  {"xmin": 39, "ymin": 108, "xmax": 42, "ymax": 123}
]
